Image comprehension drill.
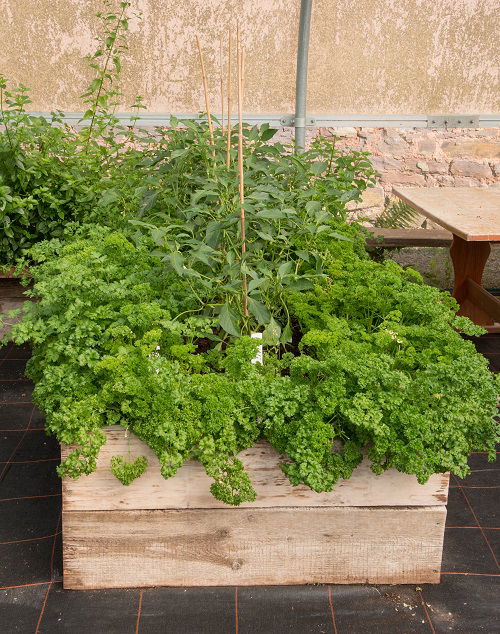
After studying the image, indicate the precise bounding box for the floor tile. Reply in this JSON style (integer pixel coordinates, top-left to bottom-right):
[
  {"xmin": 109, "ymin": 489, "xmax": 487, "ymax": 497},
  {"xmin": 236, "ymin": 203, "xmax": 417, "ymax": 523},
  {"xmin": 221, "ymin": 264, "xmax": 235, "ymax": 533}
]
[
  {"xmin": 0, "ymin": 496, "xmax": 61, "ymax": 541},
  {"xmin": 38, "ymin": 585, "xmax": 139, "ymax": 634},
  {"xmin": 0, "ymin": 403, "xmax": 44, "ymax": 431},
  {"xmin": 330, "ymin": 585, "xmax": 429, "ymax": 633},
  {"xmin": 0, "ymin": 381, "xmax": 33, "ymax": 403},
  {"xmin": 441, "ymin": 528, "xmax": 499, "ymax": 574},
  {"xmin": 6, "ymin": 344, "xmax": 32, "ymax": 360},
  {"xmin": 0, "ymin": 462, "xmax": 60, "ymax": 500},
  {"xmin": 0, "ymin": 433, "xmax": 23, "ymax": 463},
  {"xmin": 460, "ymin": 487, "xmax": 499, "ymax": 528},
  {"xmin": 0, "ymin": 583, "xmax": 48, "ymax": 634},
  {"xmin": 421, "ymin": 575, "xmax": 500, "ymax": 633},
  {"xmin": 483, "ymin": 529, "xmax": 500, "ymax": 566},
  {"xmin": 14, "ymin": 430, "xmax": 59, "ymax": 462},
  {"xmin": 0, "ymin": 343, "xmax": 13, "ymax": 361},
  {"xmin": 445, "ymin": 487, "xmax": 476, "ymax": 526},
  {"xmin": 238, "ymin": 585, "xmax": 331, "ymax": 634},
  {"xmin": 139, "ymin": 586, "xmax": 234, "ymax": 634},
  {"xmin": 460, "ymin": 453, "xmax": 500, "ymax": 487},
  {"xmin": 0, "ymin": 540, "xmax": 55, "ymax": 587},
  {"xmin": 0, "ymin": 360, "xmax": 28, "ymax": 381},
  {"xmin": 51, "ymin": 532, "xmax": 63, "ymax": 582}
]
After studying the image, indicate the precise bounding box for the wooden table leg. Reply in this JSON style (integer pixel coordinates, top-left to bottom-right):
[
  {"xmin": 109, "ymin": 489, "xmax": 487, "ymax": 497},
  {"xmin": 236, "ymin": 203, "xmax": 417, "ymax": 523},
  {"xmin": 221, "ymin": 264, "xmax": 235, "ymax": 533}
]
[{"xmin": 450, "ymin": 235, "xmax": 493, "ymax": 326}]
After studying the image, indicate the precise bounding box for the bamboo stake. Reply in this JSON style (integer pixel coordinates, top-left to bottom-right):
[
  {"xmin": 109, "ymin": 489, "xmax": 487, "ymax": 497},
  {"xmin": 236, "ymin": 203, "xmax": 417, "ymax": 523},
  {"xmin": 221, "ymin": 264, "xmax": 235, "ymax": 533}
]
[
  {"xmin": 237, "ymin": 24, "xmax": 248, "ymax": 317},
  {"xmin": 195, "ymin": 35, "xmax": 214, "ymax": 149},
  {"xmin": 220, "ymin": 39, "xmax": 224, "ymax": 137},
  {"xmin": 226, "ymin": 30, "xmax": 232, "ymax": 168}
]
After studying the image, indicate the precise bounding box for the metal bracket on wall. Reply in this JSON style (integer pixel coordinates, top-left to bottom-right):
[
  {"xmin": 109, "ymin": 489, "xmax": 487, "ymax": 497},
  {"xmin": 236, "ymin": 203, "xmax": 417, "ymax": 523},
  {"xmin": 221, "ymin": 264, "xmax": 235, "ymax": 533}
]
[
  {"xmin": 26, "ymin": 112, "xmax": 499, "ymax": 128},
  {"xmin": 280, "ymin": 115, "xmax": 316, "ymax": 127},
  {"xmin": 427, "ymin": 115, "xmax": 480, "ymax": 128}
]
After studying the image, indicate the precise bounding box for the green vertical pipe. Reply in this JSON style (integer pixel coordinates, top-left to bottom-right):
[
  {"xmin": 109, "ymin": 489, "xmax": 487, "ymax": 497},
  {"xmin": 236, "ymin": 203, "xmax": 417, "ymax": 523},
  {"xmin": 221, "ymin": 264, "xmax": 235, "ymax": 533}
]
[{"xmin": 295, "ymin": 0, "xmax": 313, "ymax": 153}]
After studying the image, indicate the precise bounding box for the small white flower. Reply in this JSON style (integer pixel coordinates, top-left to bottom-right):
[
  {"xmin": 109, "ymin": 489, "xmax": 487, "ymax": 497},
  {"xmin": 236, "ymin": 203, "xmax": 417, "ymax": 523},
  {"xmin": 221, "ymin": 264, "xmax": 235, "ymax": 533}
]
[{"xmin": 385, "ymin": 329, "xmax": 403, "ymax": 344}]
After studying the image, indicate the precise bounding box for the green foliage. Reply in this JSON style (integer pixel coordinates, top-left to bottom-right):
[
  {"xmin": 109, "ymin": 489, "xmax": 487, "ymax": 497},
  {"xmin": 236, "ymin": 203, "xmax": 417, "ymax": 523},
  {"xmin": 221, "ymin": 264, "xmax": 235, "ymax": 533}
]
[
  {"xmin": 4, "ymin": 227, "xmax": 498, "ymax": 505},
  {"xmin": 110, "ymin": 455, "xmax": 148, "ymax": 485},
  {"xmin": 0, "ymin": 1, "xmax": 147, "ymax": 265},
  {"xmin": 128, "ymin": 122, "xmax": 375, "ymax": 338},
  {"xmin": 286, "ymin": 258, "xmax": 499, "ymax": 483},
  {"xmin": 376, "ymin": 199, "xmax": 420, "ymax": 228},
  {"xmin": 0, "ymin": 81, "xmax": 86, "ymax": 263},
  {"xmin": 1, "ymin": 0, "xmax": 497, "ymax": 507}
]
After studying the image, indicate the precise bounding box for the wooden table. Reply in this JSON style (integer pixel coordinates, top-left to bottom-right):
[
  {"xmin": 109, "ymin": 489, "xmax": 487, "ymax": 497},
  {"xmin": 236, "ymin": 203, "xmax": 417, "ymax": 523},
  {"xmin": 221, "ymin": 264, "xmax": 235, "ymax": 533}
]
[{"xmin": 393, "ymin": 187, "xmax": 500, "ymax": 332}]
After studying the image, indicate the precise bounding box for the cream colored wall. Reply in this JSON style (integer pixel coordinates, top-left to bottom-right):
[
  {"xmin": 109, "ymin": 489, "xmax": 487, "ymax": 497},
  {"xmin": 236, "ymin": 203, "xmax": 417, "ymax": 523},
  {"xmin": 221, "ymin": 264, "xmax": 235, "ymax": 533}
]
[{"xmin": 0, "ymin": 0, "xmax": 498, "ymax": 114}]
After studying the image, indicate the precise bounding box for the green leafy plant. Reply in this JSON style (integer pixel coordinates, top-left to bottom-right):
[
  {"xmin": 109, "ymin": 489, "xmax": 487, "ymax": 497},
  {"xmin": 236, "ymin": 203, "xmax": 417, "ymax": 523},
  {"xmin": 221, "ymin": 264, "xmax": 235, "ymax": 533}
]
[
  {"xmin": 1, "ymin": 0, "xmax": 497, "ymax": 508},
  {"xmin": 368, "ymin": 198, "xmax": 422, "ymax": 263},
  {"xmin": 4, "ymin": 224, "xmax": 497, "ymax": 505},
  {"xmin": 110, "ymin": 455, "xmax": 148, "ymax": 485},
  {"xmin": 128, "ymin": 121, "xmax": 376, "ymax": 340},
  {"xmin": 0, "ymin": 1, "xmax": 147, "ymax": 266},
  {"xmin": 376, "ymin": 198, "xmax": 421, "ymax": 228}
]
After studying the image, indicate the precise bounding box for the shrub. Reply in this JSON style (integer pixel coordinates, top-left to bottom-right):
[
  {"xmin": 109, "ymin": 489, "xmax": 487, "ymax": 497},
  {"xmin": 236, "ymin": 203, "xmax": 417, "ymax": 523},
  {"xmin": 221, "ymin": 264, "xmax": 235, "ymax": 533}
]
[
  {"xmin": 0, "ymin": 1, "xmax": 147, "ymax": 265},
  {"xmin": 1, "ymin": 0, "xmax": 497, "ymax": 506},
  {"xmin": 4, "ymin": 224, "xmax": 498, "ymax": 505}
]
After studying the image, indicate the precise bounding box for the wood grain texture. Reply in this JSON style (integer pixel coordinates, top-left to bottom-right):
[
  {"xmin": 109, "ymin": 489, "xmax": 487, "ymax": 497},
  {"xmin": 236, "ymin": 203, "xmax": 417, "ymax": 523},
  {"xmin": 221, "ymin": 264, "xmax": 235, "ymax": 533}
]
[
  {"xmin": 61, "ymin": 428, "xmax": 449, "ymax": 511},
  {"xmin": 465, "ymin": 279, "xmax": 500, "ymax": 324},
  {"xmin": 0, "ymin": 280, "xmax": 29, "ymax": 298},
  {"xmin": 451, "ymin": 235, "xmax": 493, "ymax": 325},
  {"xmin": 393, "ymin": 187, "xmax": 500, "ymax": 241},
  {"xmin": 62, "ymin": 506, "xmax": 446, "ymax": 589},
  {"xmin": 458, "ymin": 278, "xmax": 500, "ymax": 332},
  {"xmin": 365, "ymin": 227, "xmax": 453, "ymax": 248}
]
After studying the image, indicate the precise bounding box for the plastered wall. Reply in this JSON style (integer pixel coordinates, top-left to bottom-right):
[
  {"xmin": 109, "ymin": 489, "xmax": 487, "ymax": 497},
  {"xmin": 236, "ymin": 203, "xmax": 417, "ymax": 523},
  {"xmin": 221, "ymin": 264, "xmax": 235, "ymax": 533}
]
[{"xmin": 0, "ymin": 0, "xmax": 498, "ymax": 114}]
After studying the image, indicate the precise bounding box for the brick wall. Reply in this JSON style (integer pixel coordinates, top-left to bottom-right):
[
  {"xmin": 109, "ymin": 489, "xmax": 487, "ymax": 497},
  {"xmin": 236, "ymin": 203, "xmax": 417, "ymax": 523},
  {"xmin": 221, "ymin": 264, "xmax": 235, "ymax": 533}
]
[{"xmin": 316, "ymin": 127, "xmax": 500, "ymax": 220}]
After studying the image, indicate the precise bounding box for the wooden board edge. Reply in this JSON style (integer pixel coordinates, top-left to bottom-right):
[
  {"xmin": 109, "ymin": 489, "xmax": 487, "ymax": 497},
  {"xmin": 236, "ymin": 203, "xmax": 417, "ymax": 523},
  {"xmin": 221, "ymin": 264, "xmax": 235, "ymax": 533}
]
[
  {"xmin": 465, "ymin": 278, "xmax": 500, "ymax": 323},
  {"xmin": 61, "ymin": 433, "xmax": 450, "ymax": 511},
  {"xmin": 63, "ymin": 572, "xmax": 442, "ymax": 590},
  {"xmin": 62, "ymin": 505, "xmax": 446, "ymax": 589},
  {"xmin": 392, "ymin": 187, "xmax": 500, "ymax": 242}
]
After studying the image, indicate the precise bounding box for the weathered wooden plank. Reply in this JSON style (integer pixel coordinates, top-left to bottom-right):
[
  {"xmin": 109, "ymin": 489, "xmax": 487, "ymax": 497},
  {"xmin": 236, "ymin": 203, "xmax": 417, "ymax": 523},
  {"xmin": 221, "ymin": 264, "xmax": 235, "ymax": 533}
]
[
  {"xmin": 0, "ymin": 280, "xmax": 30, "ymax": 298},
  {"xmin": 365, "ymin": 227, "xmax": 453, "ymax": 248},
  {"xmin": 61, "ymin": 428, "xmax": 449, "ymax": 511},
  {"xmin": 62, "ymin": 506, "xmax": 446, "ymax": 589},
  {"xmin": 465, "ymin": 278, "xmax": 500, "ymax": 324},
  {"xmin": 393, "ymin": 187, "xmax": 500, "ymax": 242}
]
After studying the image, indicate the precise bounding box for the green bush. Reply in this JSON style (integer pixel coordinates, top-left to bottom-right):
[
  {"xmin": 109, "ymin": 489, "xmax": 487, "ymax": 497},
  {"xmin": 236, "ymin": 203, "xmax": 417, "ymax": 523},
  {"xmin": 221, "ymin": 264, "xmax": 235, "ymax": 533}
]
[
  {"xmin": 128, "ymin": 120, "xmax": 376, "ymax": 339},
  {"xmin": 0, "ymin": 1, "xmax": 147, "ymax": 265},
  {"xmin": 1, "ymin": 0, "xmax": 497, "ymax": 506},
  {"xmin": 4, "ymin": 223, "xmax": 497, "ymax": 505}
]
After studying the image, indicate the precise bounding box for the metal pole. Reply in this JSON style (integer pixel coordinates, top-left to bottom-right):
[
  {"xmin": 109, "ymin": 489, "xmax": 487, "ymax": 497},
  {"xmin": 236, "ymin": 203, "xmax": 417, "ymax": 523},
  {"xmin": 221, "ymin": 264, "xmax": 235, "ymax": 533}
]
[{"xmin": 294, "ymin": 0, "xmax": 313, "ymax": 153}]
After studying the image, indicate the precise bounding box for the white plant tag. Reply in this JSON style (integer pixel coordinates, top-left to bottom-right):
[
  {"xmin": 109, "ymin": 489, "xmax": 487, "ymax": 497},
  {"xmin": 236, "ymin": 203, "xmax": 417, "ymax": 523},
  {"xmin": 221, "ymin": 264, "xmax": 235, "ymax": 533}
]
[{"xmin": 251, "ymin": 332, "xmax": 263, "ymax": 365}]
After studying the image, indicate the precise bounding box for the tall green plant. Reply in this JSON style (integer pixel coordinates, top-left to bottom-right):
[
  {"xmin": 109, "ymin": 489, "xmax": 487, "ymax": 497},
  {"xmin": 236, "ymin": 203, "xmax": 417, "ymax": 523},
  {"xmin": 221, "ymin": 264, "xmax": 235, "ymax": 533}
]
[
  {"xmin": 80, "ymin": 0, "xmax": 145, "ymax": 149},
  {"xmin": 0, "ymin": 1, "xmax": 146, "ymax": 265},
  {"xmin": 129, "ymin": 121, "xmax": 377, "ymax": 339}
]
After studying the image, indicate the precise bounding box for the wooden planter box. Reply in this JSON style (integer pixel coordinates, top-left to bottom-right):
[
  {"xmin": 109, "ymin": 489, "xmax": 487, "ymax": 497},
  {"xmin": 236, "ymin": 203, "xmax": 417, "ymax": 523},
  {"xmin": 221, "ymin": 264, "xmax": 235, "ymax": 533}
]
[{"xmin": 62, "ymin": 427, "xmax": 449, "ymax": 589}]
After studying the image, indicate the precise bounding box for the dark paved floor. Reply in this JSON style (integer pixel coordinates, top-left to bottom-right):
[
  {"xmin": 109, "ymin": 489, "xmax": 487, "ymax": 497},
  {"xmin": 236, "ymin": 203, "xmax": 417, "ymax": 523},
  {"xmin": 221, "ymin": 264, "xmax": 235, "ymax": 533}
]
[{"xmin": 0, "ymin": 336, "xmax": 499, "ymax": 634}]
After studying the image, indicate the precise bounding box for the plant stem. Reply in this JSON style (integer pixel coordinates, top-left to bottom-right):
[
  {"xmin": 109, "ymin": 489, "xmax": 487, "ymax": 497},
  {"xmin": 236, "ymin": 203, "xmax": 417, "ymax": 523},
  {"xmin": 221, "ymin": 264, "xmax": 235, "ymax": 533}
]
[
  {"xmin": 0, "ymin": 83, "xmax": 14, "ymax": 152},
  {"xmin": 220, "ymin": 39, "xmax": 224, "ymax": 137},
  {"xmin": 226, "ymin": 30, "xmax": 232, "ymax": 168},
  {"xmin": 85, "ymin": 4, "xmax": 127, "ymax": 151},
  {"xmin": 237, "ymin": 24, "xmax": 248, "ymax": 318},
  {"xmin": 196, "ymin": 36, "xmax": 215, "ymax": 152}
]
